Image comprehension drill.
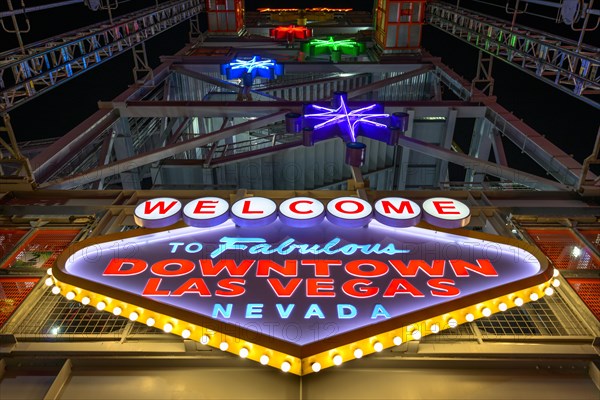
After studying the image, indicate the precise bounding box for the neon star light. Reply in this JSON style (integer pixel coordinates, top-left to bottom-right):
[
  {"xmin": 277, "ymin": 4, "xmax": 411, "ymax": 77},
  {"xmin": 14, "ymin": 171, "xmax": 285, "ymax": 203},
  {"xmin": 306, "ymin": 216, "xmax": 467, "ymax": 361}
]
[
  {"xmin": 301, "ymin": 37, "xmax": 365, "ymax": 61},
  {"xmin": 220, "ymin": 56, "xmax": 283, "ymax": 87},
  {"xmin": 270, "ymin": 25, "xmax": 312, "ymax": 41},
  {"xmin": 303, "ymin": 92, "xmax": 391, "ymax": 143}
]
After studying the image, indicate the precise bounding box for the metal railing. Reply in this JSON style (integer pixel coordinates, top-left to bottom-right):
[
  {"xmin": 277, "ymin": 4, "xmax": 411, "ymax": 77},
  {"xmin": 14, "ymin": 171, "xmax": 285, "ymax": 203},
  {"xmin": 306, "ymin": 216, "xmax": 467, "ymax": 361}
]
[
  {"xmin": 0, "ymin": 0, "xmax": 204, "ymax": 113},
  {"xmin": 427, "ymin": 1, "xmax": 600, "ymax": 109}
]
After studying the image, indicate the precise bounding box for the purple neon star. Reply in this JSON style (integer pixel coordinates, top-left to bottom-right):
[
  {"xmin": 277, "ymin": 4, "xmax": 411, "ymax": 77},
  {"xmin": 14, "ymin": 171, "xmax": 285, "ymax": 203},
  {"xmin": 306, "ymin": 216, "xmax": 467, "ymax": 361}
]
[{"xmin": 303, "ymin": 95, "xmax": 389, "ymax": 142}]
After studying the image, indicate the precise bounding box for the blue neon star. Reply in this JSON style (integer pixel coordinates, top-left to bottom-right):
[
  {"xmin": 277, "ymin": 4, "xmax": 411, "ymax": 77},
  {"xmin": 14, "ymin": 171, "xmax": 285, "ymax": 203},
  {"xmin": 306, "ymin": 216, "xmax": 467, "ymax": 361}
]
[
  {"xmin": 303, "ymin": 94, "xmax": 389, "ymax": 142},
  {"xmin": 229, "ymin": 56, "xmax": 276, "ymax": 73}
]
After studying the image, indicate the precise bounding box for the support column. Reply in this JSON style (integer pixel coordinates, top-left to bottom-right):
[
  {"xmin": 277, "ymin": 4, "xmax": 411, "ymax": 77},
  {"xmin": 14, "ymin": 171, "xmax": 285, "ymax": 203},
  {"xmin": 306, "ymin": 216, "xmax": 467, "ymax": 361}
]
[
  {"xmin": 113, "ymin": 118, "xmax": 142, "ymax": 190},
  {"xmin": 132, "ymin": 42, "xmax": 153, "ymax": 84},
  {"xmin": 0, "ymin": 113, "xmax": 35, "ymax": 189},
  {"xmin": 465, "ymin": 117, "xmax": 494, "ymax": 183},
  {"xmin": 43, "ymin": 359, "xmax": 72, "ymax": 400},
  {"xmin": 472, "ymin": 50, "xmax": 495, "ymax": 96},
  {"xmin": 438, "ymin": 109, "xmax": 457, "ymax": 186}
]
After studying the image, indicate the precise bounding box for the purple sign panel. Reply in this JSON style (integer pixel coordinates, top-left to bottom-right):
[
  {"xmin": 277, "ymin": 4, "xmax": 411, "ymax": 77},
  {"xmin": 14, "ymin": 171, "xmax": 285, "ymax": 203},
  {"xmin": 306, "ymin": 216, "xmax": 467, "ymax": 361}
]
[{"xmin": 63, "ymin": 220, "xmax": 544, "ymax": 346}]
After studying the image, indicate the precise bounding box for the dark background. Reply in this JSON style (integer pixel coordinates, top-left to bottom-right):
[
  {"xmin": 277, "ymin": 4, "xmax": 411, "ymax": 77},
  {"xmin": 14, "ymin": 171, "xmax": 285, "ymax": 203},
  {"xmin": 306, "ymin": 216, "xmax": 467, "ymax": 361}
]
[{"xmin": 0, "ymin": 0, "xmax": 597, "ymax": 177}]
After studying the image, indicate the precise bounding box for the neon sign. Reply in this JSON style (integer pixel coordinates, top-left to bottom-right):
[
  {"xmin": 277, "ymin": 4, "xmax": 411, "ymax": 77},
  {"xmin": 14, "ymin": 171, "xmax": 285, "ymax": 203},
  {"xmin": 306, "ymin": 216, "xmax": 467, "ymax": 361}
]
[
  {"xmin": 270, "ymin": 25, "xmax": 312, "ymax": 41},
  {"xmin": 302, "ymin": 92, "xmax": 408, "ymax": 167},
  {"xmin": 301, "ymin": 37, "xmax": 365, "ymax": 62},
  {"xmin": 52, "ymin": 196, "xmax": 555, "ymax": 375},
  {"xmin": 220, "ymin": 56, "xmax": 283, "ymax": 87}
]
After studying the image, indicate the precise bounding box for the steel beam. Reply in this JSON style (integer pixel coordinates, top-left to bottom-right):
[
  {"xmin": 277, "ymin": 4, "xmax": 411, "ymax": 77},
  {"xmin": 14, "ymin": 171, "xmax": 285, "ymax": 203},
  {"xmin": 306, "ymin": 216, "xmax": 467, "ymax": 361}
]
[
  {"xmin": 103, "ymin": 100, "xmax": 480, "ymax": 118},
  {"xmin": 431, "ymin": 58, "xmax": 597, "ymax": 188},
  {"xmin": 397, "ymin": 134, "xmax": 571, "ymax": 191},
  {"xmin": 345, "ymin": 65, "xmax": 433, "ymax": 99},
  {"xmin": 40, "ymin": 111, "xmax": 289, "ymax": 189}
]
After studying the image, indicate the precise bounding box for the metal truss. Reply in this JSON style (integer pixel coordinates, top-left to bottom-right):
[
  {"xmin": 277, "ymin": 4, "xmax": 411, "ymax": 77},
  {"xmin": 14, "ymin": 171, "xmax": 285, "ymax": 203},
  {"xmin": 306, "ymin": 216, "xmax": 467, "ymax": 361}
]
[
  {"xmin": 0, "ymin": 0, "xmax": 203, "ymax": 113},
  {"xmin": 427, "ymin": 1, "xmax": 600, "ymax": 109}
]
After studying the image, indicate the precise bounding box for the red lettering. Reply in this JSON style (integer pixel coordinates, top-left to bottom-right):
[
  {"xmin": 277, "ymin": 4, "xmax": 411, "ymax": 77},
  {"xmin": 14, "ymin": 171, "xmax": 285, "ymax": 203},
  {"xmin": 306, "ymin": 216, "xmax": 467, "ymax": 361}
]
[
  {"xmin": 428, "ymin": 278, "xmax": 460, "ymax": 297},
  {"xmin": 289, "ymin": 200, "xmax": 313, "ymax": 214},
  {"xmin": 256, "ymin": 260, "xmax": 298, "ymax": 277},
  {"xmin": 345, "ymin": 259, "xmax": 388, "ymax": 277},
  {"xmin": 383, "ymin": 279, "xmax": 424, "ymax": 297},
  {"xmin": 142, "ymin": 278, "xmax": 170, "ymax": 296},
  {"xmin": 215, "ymin": 278, "xmax": 246, "ymax": 297},
  {"xmin": 172, "ymin": 278, "xmax": 211, "ymax": 296},
  {"xmin": 193, "ymin": 200, "xmax": 218, "ymax": 214},
  {"xmin": 342, "ymin": 279, "xmax": 379, "ymax": 298},
  {"xmin": 388, "ymin": 259, "xmax": 445, "ymax": 277},
  {"xmin": 433, "ymin": 201, "xmax": 460, "ymax": 215},
  {"xmin": 103, "ymin": 258, "xmax": 147, "ymax": 275},
  {"xmin": 301, "ymin": 260, "xmax": 340, "ymax": 277},
  {"xmin": 334, "ymin": 200, "xmax": 364, "ymax": 214},
  {"xmin": 381, "ymin": 200, "xmax": 414, "ymax": 215},
  {"xmin": 144, "ymin": 200, "xmax": 178, "ymax": 215},
  {"xmin": 151, "ymin": 259, "xmax": 195, "ymax": 276},
  {"xmin": 199, "ymin": 259, "xmax": 255, "ymax": 277},
  {"xmin": 241, "ymin": 200, "xmax": 263, "ymax": 214},
  {"xmin": 267, "ymin": 278, "xmax": 302, "ymax": 297},
  {"xmin": 306, "ymin": 278, "xmax": 335, "ymax": 297},
  {"xmin": 449, "ymin": 259, "xmax": 498, "ymax": 277}
]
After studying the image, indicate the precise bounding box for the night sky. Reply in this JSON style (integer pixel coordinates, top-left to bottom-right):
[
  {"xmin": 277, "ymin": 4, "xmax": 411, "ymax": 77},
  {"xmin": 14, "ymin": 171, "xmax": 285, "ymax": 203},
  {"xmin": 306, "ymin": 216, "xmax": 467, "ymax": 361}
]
[{"xmin": 1, "ymin": 0, "xmax": 598, "ymax": 179}]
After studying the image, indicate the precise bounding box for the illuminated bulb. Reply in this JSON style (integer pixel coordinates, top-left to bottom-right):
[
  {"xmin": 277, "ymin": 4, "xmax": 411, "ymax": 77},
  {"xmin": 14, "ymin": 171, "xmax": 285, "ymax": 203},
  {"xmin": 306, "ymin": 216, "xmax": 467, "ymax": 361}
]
[
  {"xmin": 260, "ymin": 355, "xmax": 270, "ymax": 365},
  {"xmin": 332, "ymin": 355, "xmax": 343, "ymax": 366},
  {"xmin": 239, "ymin": 347, "xmax": 249, "ymax": 358},
  {"xmin": 514, "ymin": 297, "xmax": 524, "ymax": 307},
  {"xmin": 46, "ymin": 267, "xmax": 53, "ymax": 276},
  {"xmin": 113, "ymin": 307, "xmax": 122, "ymax": 316},
  {"xmin": 51, "ymin": 286, "xmax": 61, "ymax": 295},
  {"xmin": 45, "ymin": 277, "xmax": 54, "ymax": 286},
  {"xmin": 571, "ymin": 246, "xmax": 581, "ymax": 258},
  {"xmin": 219, "ymin": 341, "xmax": 229, "ymax": 351},
  {"xmin": 465, "ymin": 313, "xmax": 475, "ymax": 322},
  {"xmin": 81, "ymin": 296, "xmax": 90, "ymax": 305},
  {"xmin": 430, "ymin": 323, "xmax": 440, "ymax": 333},
  {"xmin": 373, "ymin": 341, "xmax": 384, "ymax": 352},
  {"xmin": 354, "ymin": 348, "xmax": 363, "ymax": 358},
  {"xmin": 311, "ymin": 362, "xmax": 321, "ymax": 372},
  {"xmin": 129, "ymin": 312, "xmax": 139, "ymax": 321},
  {"xmin": 529, "ymin": 293, "xmax": 539, "ymax": 301},
  {"xmin": 482, "ymin": 307, "xmax": 492, "ymax": 317},
  {"xmin": 146, "ymin": 317, "xmax": 155, "ymax": 327},
  {"xmin": 411, "ymin": 330, "xmax": 422, "ymax": 340},
  {"xmin": 498, "ymin": 302, "xmax": 508, "ymax": 312},
  {"xmin": 393, "ymin": 336, "xmax": 403, "ymax": 346},
  {"xmin": 96, "ymin": 301, "xmax": 106, "ymax": 311},
  {"xmin": 200, "ymin": 335, "xmax": 210, "ymax": 345},
  {"xmin": 448, "ymin": 318, "xmax": 458, "ymax": 328},
  {"xmin": 163, "ymin": 323, "xmax": 173, "ymax": 333},
  {"xmin": 281, "ymin": 361, "xmax": 291, "ymax": 373},
  {"xmin": 544, "ymin": 287, "xmax": 555, "ymax": 296},
  {"xmin": 552, "ymin": 279, "xmax": 561, "ymax": 288},
  {"xmin": 66, "ymin": 291, "xmax": 76, "ymax": 300},
  {"xmin": 553, "ymin": 269, "xmax": 560, "ymax": 278},
  {"xmin": 181, "ymin": 329, "xmax": 191, "ymax": 339}
]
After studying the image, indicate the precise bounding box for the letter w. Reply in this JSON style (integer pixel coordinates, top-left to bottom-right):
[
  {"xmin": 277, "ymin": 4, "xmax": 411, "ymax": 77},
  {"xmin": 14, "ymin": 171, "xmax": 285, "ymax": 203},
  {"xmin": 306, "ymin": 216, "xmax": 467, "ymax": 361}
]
[
  {"xmin": 144, "ymin": 200, "xmax": 178, "ymax": 214},
  {"xmin": 388, "ymin": 259, "xmax": 445, "ymax": 277},
  {"xmin": 199, "ymin": 259, "xmax": 255, "ymax": 277}
]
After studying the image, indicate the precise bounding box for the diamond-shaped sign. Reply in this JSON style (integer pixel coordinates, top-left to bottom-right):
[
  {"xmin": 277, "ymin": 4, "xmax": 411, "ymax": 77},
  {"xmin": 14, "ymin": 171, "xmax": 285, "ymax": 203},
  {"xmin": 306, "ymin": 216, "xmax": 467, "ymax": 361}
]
[{"xmin": 53, "ymin": 212, "xmax": 553, "ymax": 375}]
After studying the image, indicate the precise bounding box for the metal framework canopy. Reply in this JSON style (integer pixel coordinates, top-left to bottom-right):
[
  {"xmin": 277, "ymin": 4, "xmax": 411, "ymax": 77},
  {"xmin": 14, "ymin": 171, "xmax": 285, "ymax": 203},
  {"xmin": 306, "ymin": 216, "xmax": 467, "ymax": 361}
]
[{"xmin": 23, "ymin": 51, "xmax": 592, "ymax": 194}]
